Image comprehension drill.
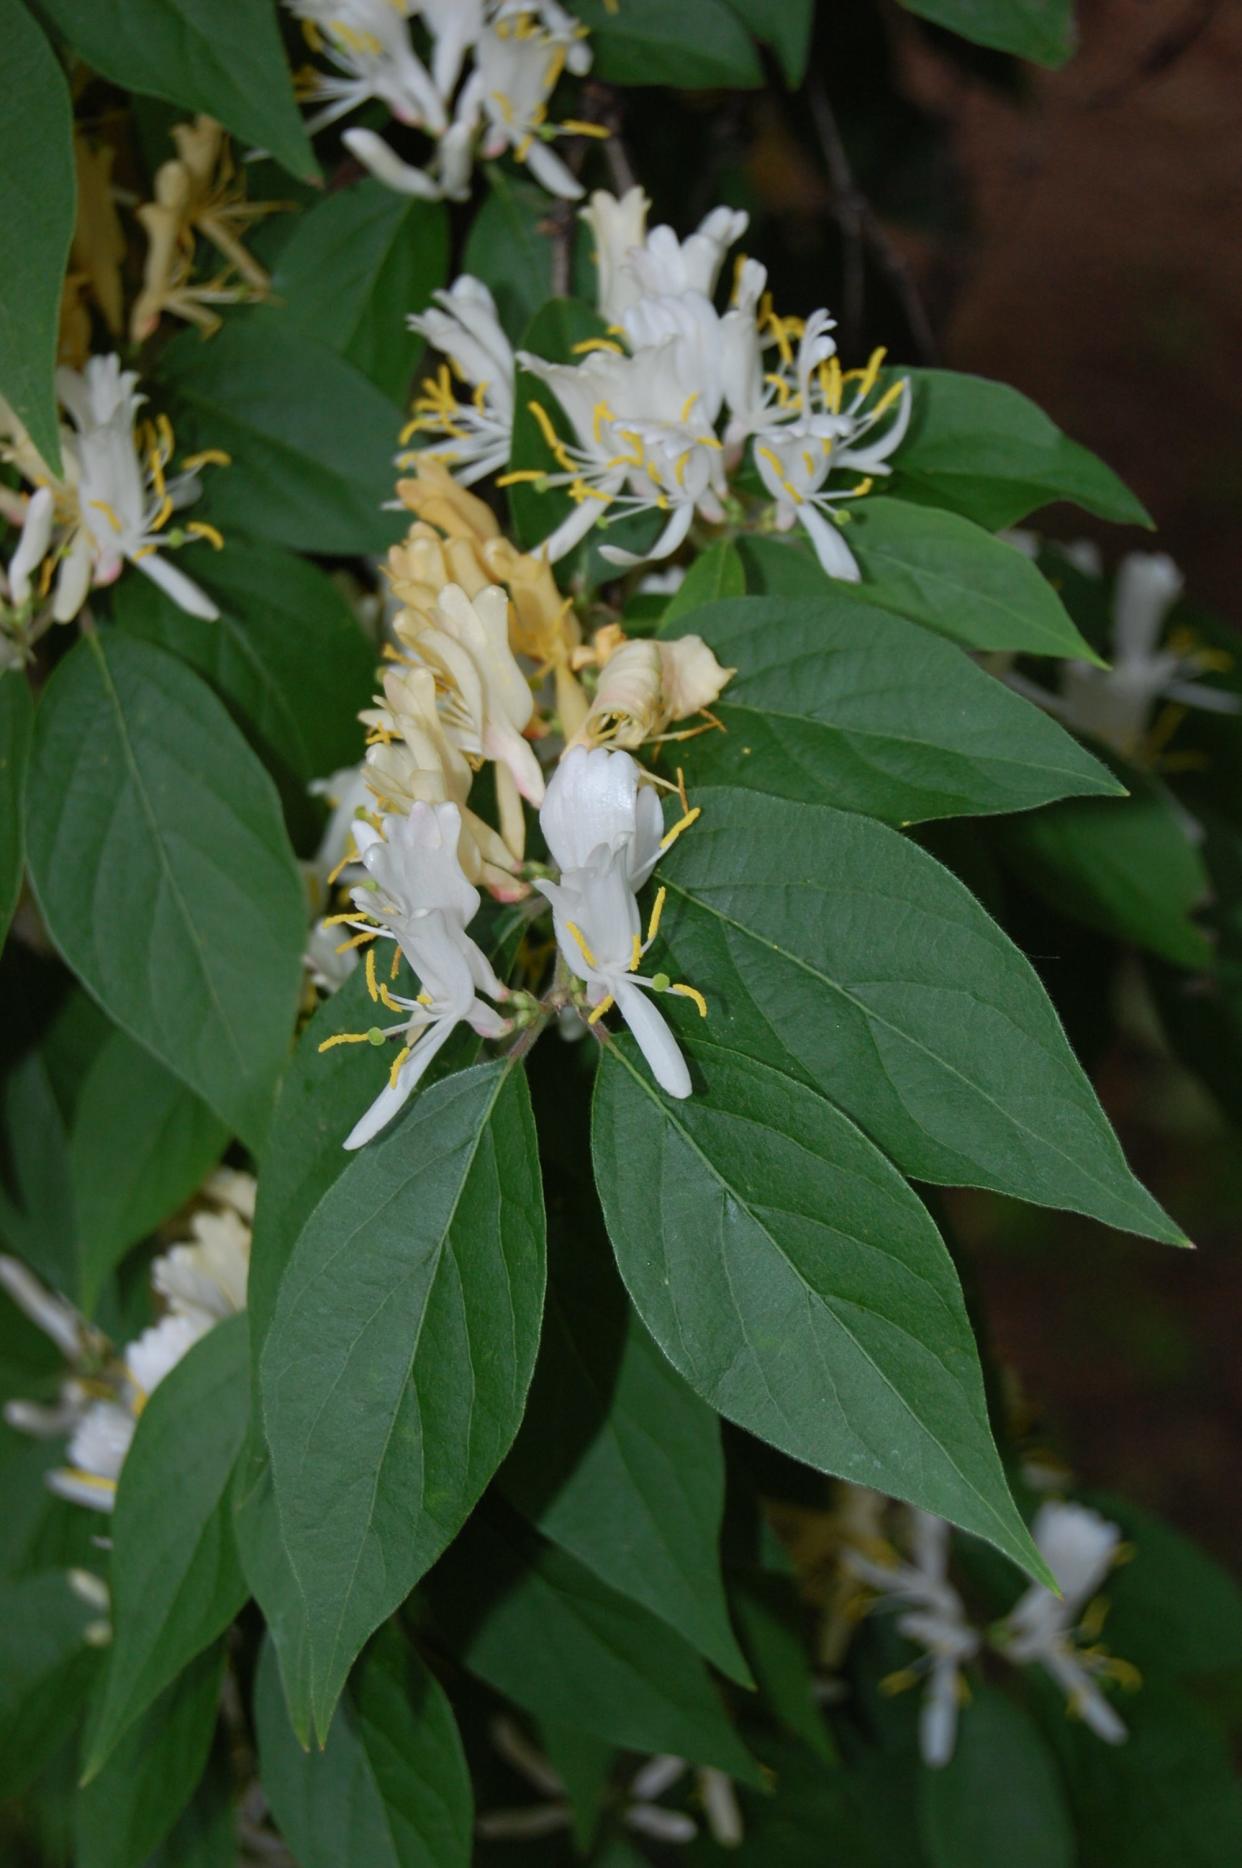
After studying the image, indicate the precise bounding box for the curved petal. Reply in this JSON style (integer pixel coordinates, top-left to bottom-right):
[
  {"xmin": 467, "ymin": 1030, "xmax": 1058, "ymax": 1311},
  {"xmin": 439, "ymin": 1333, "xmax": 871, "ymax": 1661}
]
[
  {"xmin": 343, "ymin": 1018, "xmax": 458, "ymax": 1150},
  {"xmin": 132, "ymin": 549, "xmax": 220, "ymax": 619},
  {"xmin": 614, "ymin": 980, "xmax": 691, "ymax": 1099}
]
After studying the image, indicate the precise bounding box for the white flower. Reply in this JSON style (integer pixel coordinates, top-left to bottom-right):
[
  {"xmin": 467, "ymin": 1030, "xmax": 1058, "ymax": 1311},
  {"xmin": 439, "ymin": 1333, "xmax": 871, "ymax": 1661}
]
[
  {"xmin": 471, "ymin": 2, "xmax": 592, "ymax": 200},
  {"xmin": 582, "ymin": 187, "xmax": 748, "ymax": 324},
  {"xmin": 0, "ymin": 1255, "xmax": 88, "ymax": 1360},
  {"xmin": 327, "ymin": 803, "xmax": 511, "ymax": 1149},
  {"xmin": 536, "ymin": 747, "xmax": 703, "ymax": 1099},
  {"xmin": 151, "ymin": 1201, "xmax": 251, "ymax": 1332},
  {"xmin": 844, "ymin": 1510, "xmax": 980, "ymax": 1769},
  {"xmin": 993, "ymin": 1502, "xmax": 1130, "ymax": 1745},
  {"xmin": 401, "ymin": 277, "xmax": 516, "ymax": 485},
  {"xmin": 0, "ymin": 357, "xmax": 222, "ymax": 624},
  {"xmin": 5, "ymin": 485, "xmax": 55, "ymax": 609},
  {"xmin": 47, "ymin": 1313, "xmax": 205, "ymax": 1513},
  {"xmin": 287, "ymin": 0, "xmax": 448, "ymax": 134}
]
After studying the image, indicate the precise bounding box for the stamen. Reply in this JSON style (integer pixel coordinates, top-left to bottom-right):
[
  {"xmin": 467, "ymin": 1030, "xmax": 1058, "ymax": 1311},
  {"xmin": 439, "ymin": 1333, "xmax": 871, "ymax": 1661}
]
[
  {"xmin": 660, "ymin": 805, "xmax": 701, "ymax": 851},
  {"xmin": 571, "ymin": 337, "xmax": 624, "ymax": 356},
  {"xmin": 630, "ymin": 933, "xmax": 642, "ymax": 972},
  {"xmin": 645, "ymin": 885, "xmax": 667, "ymax": 946},
  {"xmin": 335, "ymin": 929, "xmax": 377, "ymax": 953},
  {"xmin": 670, "ymin": 982, "xmax": 708, "ymax": 1018},
  {"xmin": 186, "ymin": 521, "xmax": 224, "ymax": 549},
  {"xmin": 560, "ymin": 119, "xmax": 610, "ymax": 139},
  {"xmin": 181, "ymin": 448, "xmax": 232, "ymax": 470},
  {"xmin": 527, "ymin": 399, "xmax": 575, "ymax": 472},
  {"xmin": 89, "ymin": 499, "xmax": 123, "ymax": 534},
  {"xmin": 388, "ymin": 1045, "xmax": 412, "ymax": 1088},
  {"xmin": 564, "ymin": 920, "xmax": 598, "ymax": 969},
  {"xmin": 318, "ymin": 1030, "xmax": 380, "ymax": 1052},
  {"xmin": 364, "ymin": 947, "xmax": 379, "ymax": 1003},
  {"xmin": 587, "ymin": 994, "xmax": 614, "ymax": 1025},
  {"xmin": 496, "ymin": 469, "xmax": 547, "ymax": 487},
  {"xmin": 325, "ymin": 844, "xmax": 359, "ymax": 886}
]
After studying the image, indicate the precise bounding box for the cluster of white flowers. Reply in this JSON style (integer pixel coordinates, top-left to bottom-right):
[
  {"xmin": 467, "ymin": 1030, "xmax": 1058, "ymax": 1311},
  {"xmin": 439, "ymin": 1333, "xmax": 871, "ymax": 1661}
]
[
  {"xmin": 1002, "ymin": 540, "xmax": 1239, "ymax": 761},
  {"xmin": 1, "ymin": 1169, "xmax": 253, "ymax": 1512},
  {"xmin": 288, "ymin": 0, "xmax": 603, "ymax": 202},
  {"xmin": 0, "ymin": 355, "xmax": 226, "ymax": 642},
  {"xmin": 400, "ymin": 187, "xmax": 911, "ymax": 579},
  {"xmin": 842, "ymin": 1497, "xmax": 1136, "ymax": 1767}
]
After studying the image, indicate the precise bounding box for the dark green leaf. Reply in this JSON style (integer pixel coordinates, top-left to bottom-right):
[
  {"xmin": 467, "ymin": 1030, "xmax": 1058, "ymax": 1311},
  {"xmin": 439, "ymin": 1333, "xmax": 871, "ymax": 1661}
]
[
  {"xmin": 593, "ymin": 1038, "xmax": 1042, "ymax": 1579},
  {"xmin": 38, "ymin": 0, "xmax": 316, "ymax": 181},
  {"xmin": 571, "ymin": 0, "xmax": 764, "ymax": 85},
  {"xmin": 898, "ymin": 0, "xmax": 1074, "ymax": 65},
  {"xmin": 261, "ymin": 1060, "xmax": 545, "ymax": 1742},
  {"xmin": 662, "ymin": 542, "xmax": 746, "ymax": 624},
  {"xmin": 661, "ymin": 595, "xmax": 1122, "ymax": 825},
  {"xmin": 894, "ymin": 370, "xmax": 1150, "ymax": 531},
  {"xmin": 0, "ymin": 673, "xmax": 34, "ymax": 948},
  {"xmin": 143, "ymin": 1745, "xmax": 236, "ymax": 1868},
  {"xmin": 255, "ymin": 1627, "xmax": 473, "ymax": 1868},
  {"xmin": 271, "ymin": 185, "xmax": 449, "ymax": 401},
  {"xmin": 0, "ymin": 1043, "xmax": 77, "ymax": 1292},
  {"xmin": 160, "ymin": 312, "xmax": 403, "ymax": 556},
  {"xmin": 84, "ymin": 1316, "xmax": 249, "ymax": 1777},
  {"xmin": 729, "ymin": 1567, "xmax": 834, "ymax": 1762},
  {"xmin": 75, "ymin": 1642, "xmax": 224, "ymax": 1868},
  {"xmin": 918, "ymin": 1687, "xmax": 1074, "ymax": 1868},
  {"xmin": 0, "ymin": 0, "xmax": 74, "ymax": 474},
  {"xmin": 0, "ymin": 1570, "xmax": 99, "ymax": 1800},
  {"xmin": 430, "ymin": 1510, "xmax": 762, "ymax": 1781},
  {"xmin": 501, "ymin": 1221, "xmax": 750, "ymax": 1683},
  {"xmin": 111, "ymin": 539, "xmax": 377, "ymax": 793},
  {"xmin": 72, "ymin": 1026, "xmax": 227, "ymax": 1312},
  {"xmin": 25, "ymin": 633, "xmax": 305, "ymax": 1148},
  {"xmin": 463, "ymin": 167, "xmax": 554, "ymax": 341},
  {"xmin": 1082, "ymin": 1491, "xmax": 1242, "ymax": 1679},
  {"xmin": 997, "ymin": 767, "xmax": 1212, "ymax": 970},
  {"xmin": 720, "ymin": 0, "xmax": 815, "ymax": 82},
  {"xmin": 646, "ymin": 785, "xmax": 1182, "ymax": 1242},
  {"xmin": 848, "ymin": 499, "xmax": 1099, "ymax": 660}
]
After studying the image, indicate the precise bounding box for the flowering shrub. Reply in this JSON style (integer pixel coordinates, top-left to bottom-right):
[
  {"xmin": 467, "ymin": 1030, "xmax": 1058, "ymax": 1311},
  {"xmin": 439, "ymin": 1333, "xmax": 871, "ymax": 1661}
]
[{"xmin": 2, "ymin": 1, "xmax": 1241, "ymax": 1862}]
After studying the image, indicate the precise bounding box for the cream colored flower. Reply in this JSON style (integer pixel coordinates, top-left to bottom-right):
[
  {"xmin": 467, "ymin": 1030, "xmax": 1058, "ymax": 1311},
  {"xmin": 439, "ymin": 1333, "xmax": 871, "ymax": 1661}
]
[{"xmin": 573, "ymin": 633, "xmax": 734, "ymax": 749}]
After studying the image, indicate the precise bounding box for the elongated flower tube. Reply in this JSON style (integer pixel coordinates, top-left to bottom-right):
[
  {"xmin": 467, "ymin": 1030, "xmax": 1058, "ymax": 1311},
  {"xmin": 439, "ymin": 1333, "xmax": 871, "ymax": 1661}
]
[
  {"xmin": 328, "ymin": 804, "xmax": 511, "ymax": 1149},
  {"xmin": 536, "ymin": 746, "xmax": 703, "ymax": 1099}
]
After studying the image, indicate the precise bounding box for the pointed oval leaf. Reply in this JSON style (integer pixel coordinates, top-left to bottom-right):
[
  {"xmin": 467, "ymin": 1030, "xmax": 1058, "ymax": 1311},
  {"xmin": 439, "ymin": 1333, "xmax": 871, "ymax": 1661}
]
[
  {"xmin": 0, "ymin": 1569, "xmax": 99, "ymax": 1801},
  {"xmin": 261, "ymin": 1060, "xmax": 546, "ymax": 1742},
  {"xmin": 0, "ymin": 675, "xmax": 33, "ymax": 949},
  {"xmin": 593, "ymin": 1038, "xmax": 1041, "ymax": 1579},
  {"xmin": 648, "ymin": 786, "xmax": 1182, "ymax": 1242},
  {"xmin": 847, "ymin": 498, "xmax": 1098, "ymax": 659},
  {"xmin": 84, "ymin": 1315, "xmax": 250, "ymax": 1778},
  {"xmin": 255, "ymin": 1629, "xmax": 473, "ymax": 1868},
  {"xmin": 918, "ymin": 1686, "xmax": 1074, "ymax": 1868},
  {"xmin": 572, "ymin": 0, "xmax": 764, "ymax": 85},
  {"xmin": 898, "ymin": 0, "xmax": 1074, "ymax": 66},
  {"xmin": 661, "ymin": 595, "xmax": 1121, "ymax": 824},
  {"xmin": 24, "ymin": 633, "xmax": 305, "ymax": 1148}
]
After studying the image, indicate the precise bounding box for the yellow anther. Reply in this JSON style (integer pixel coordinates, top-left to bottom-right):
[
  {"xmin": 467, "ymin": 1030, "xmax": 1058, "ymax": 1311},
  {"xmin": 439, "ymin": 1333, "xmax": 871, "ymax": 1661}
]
[
  {"xmin": 587, "ymin": 993, "xmax": 615, "ymax": 1025},
  {"xmin": 496, "ymin": 469, "xmax": 547, "ymax": 486},
  {"xmin": 820, "ymin": 354, "xmax": 843, "ymax": 413},
  {"xmin": 317, "ymin": 1031, "xmax": 375, "ymax": 1052},
  {"xmin": 527, "ymin": 399, "xmax": 575, "ymax": 472},
  {"xmin": 130, "ymin": 545, "xmax": 158, "ymax": 559},
  {"xmin": 364, "ymin": 946, "xmax": 379, "ymax": 1003},
  {"xmin": 416, "ymin": 990, "xmax": 433, "ymax": 1006},
  {"xmin": 870, "ymin": 378, "xmax": 907, "ymax": 420},
  {"xmin": 679, "ymin": 391, "xmax": 701, "ymax": 423},
  {"xmin": 148, "ymin": 447, "xmax": 167, "ymax": 500},
  {"xmin": 186, "ymin": 521, "xmax": 224, "ymax": 549},
  {"xmin": 560, "ymin": 119, "xmax": 610, "ymax": 138},
  {"xmin": 390, "ymin": 945, "xmax": 402, "ymax": 980},
  {"xmin": 89, "ymin": 499, "xmax": 123, "ymax": 534},
  {"xmin": 630, "ymin": 933, "xmax": 643, "ymax": 972},
  {"xmin": 565, "ymin": 920, "xmax": 598, "ymax": 969},
  {"xmin": 473, "ymin": 378, "xmax": 490, "ymax": 411},
  {"xmin": 660, "ymin": 805, "xmax": 701, "ymax": 851},
  {"xmin": 645, "ymin": 886, "xmax": 667, "ymax": 946},
  {"xmin": 325, "ymin": 844, "xmax": 359, "ymax": 886},
  {"xmin": 856, "ymin": 345, "xmax": 887, "ymax": 400},
  {"xmin": 755, "ymin": 444, "xmax": 803, "ymax": 505},
  {"xmin": 151, "ymin": 494, "xmax": 175, "ymax": 532},
  {"xmin": 155, "ymin": 413, "xmax": 175, "ymax": 460},
  {"xmin": 571, "ymin": 337, "xmax": 624, "ymax": 356},
  {"xmin": 592, "ymin": 399, "xmax": 616, "ymax": 443},
  {"xmin": 491, "ymin": 88, "xmax": 515, "ymax": 124},
  {"xmin": 335, "ymin": 929, "xmax": 377, "ymax": 953},
  {"xmin": 852, "ymin": 476, "xmax": 874, "ymax": 498},
  {"xmin": 378, "ymin": 981, "xmax": 404, "ymax": 1013},
  {"xmin": 385, "ymin": 1044, "xmax": 411, "ymax": 1087},
  {"xmin": 322, "ymin": 910, "xmax": 371, "ymax": 928},
  {"xmin": 670, "ymin": 982, "xmax": 708, "ymax": 1018},
  {"xmin": 182, "ymin": 448, "xmax": 232, "ymax": 470},
  {"xmin": 879, "ymin": 1667, "xmax": 920, "ymax": 1697}
]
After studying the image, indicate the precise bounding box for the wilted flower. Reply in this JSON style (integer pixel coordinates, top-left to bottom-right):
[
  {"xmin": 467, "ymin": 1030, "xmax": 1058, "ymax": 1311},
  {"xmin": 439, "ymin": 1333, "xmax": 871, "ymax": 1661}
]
[
  {"xmin": 573, "ymin": 632, "xmax": 734, "ymax": 749},
  {"xmin": 536, "ymin": 746, "xmax": 704, "ymax": 1098}
]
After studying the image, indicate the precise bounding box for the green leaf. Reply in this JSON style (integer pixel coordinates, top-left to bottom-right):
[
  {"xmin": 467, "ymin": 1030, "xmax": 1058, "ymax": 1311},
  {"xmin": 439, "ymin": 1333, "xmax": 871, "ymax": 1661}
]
[
  {"xmin": 645, "ymin": 785, "xmax": 1184, "ymax": 1243},
  {"xmin": 898, "ymin": 0, "xmax": 1075, "ymax": 66},
  {"xmin": 661, "ymin": 595, "xmax": 1122, "ymax": 825},
  {"xmin": 110, "ymin": 538, "xmax": 377, "ymax": 793},
  {"xmin": 84, "ymin": 1317, "xmax": 249, "ymax": 1778},
  {"xmin": 893, "ymin": 370, "xmax": 1150, "ymax": 531},
  {"xmin": 720, "ymin": 0, "xmax": 815, "ymax": 82},
  {"xmin": 729, "ymin": 1567, "xmax": 834, "ymax": 1762},
  {"xmin": 261, "ymin": 1060, "xmax": 545, "ymax": 1743},
  {"xmin": 0, "ymin": 1570, "xmax": 99, "ymax": 1801},
  {"xmin": 72, "ymin": 1025, "xmax": 228, "ymax": 1312},
  {"xmin": 143, "ymin": 1746, "xmax": 235, "ymax": 1868},
  {"xmin": 0, "ymin": 1043, "xmax": 77, "ymax": 1293},
  {"xmin": 501, "ymin": 1219, "xmax": 750, "ymax": 1684},
  {"xmin": 593, "ymin": 1037, "xmax": 1042, "ymax": 1579},
  {"xmin": 0, "ymin": 675, "xmax": 33, "ymax": 950},
  {"xmin": 918, "ymin": 1687, "xmax": 1074, "ymax": 1868},
  {"xmin": 255, "ymin": 1627, "xmax": 473, "ymax": 1868},
  {"xmin": 430, "ymin": 1509, "xmax": 762, "ymax": 1781},
  {"xmin": 38, "ymin": 0, "xmax": 317, "ymax": 181},
  {"xmin": 462, "ymin": 167, "xmax": 554, "ymax": 342},
  {"xmin": 1082, "ymin": 1491, "xmax": 1242, "ymax": 1679},
  {"xmin": 0, "ymin": 0, "xmax": 74, "ymax": 475},
  {"xmin": 997, "ymin": 767, "xmax": 1212, "ymax": 970},
  {"xmin": 25, "ymin": 632, "xmax": 305, "ymax": 1148},
  {"xmin": 271, "ymin": 185, "xmax": 449, "ymax": 401},
  {"xmin": 571, "ymin": 0, "xmax": 764, "ymax": 85},
  {"xmin": 662, "ymin": 541, "xmax": 746, "ymax": 624},
  {"xmin": 848, "ymin": 499, "xmax": 1100, "ymax": 660},
  {"xmin": 160, "ymin": 312, "xmax": 404, "ymax": 556},
  {"xmin": 75, "ymin": 1642, "xmax": 224, "ymax": 1868}
]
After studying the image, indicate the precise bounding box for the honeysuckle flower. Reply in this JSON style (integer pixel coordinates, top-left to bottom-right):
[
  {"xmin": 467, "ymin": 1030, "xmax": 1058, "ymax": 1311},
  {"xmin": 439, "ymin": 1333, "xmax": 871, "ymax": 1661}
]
[
  {"xmin": 477, "ymin": 1719, "xmax": 743, "ymax": 1847},
  {"xmin": 309, "ymin": 762, "xmax": 373, "ymax": 898},
  {"xmin": 396, "ymin": 456, "xmax": 502, "ymax": 542},
  {"xmin": 536, "ymin": 746, "xmax": 703, "ymax": 1099},
  {"xmin": 288, "ymin": 0, "xmax": 448, "ymax": 134},
  {"xmin": 993, "ymin": 1502, "xmax": 1134, "ymax": 1745},
  {"xmin": 0, "ymin": 1255, "xmax": 89, "ymax": 1363},
  {"xmin": 582, "ymin": 186, "xmax": 748, "ymax": 324},
  {"xmin": 573, "ymin": 633, "xmax": 734, "ymax": 750},
  {"xmin": 401, "ymin": 277, "xmax": 516, "ymax": 485},
  {"xmin": 843, "ymin": 1511, "xmax": 981, "ymax": 1769},
  {"xmin": 321, "ymin": 803, "xmax": 511, "ymax": 1148},
  {"xmin": 752, "ymin": 336, "xmax": 911, "ymax": 582},
  {"xmin": 468, "ymin": 1, "xmax": 594, "ymax": 201},
  {"xmin": 48, "ymin": 1313, "xmax": 205, "ymax": 1513},
  {"xmin": 131, "ymin": 117, "xmax": 278, "ymax": 341},
  {"xmin": 0, "ymin": 357, "xmax": 224, "ymax": 624},
  {"xmin": 387, "ymin": 521, "xmax": 492, "ymax": 612},
  {"xmin": 151, "ymin": 1173, "xmax": 252, "ymax": 1331}
]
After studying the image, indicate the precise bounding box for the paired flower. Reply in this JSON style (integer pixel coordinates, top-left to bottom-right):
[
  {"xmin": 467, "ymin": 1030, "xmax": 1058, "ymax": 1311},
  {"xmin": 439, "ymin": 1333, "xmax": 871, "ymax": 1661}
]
[
  {"xmin": 290, "ymin": 0, "xmax": 599, "ymax": 204},
  {"xmin": 319, "ymin": 802, "xmax": 512, "ymax": 1148},
  {"xmin": 0, "ymin": 355, "xmax": 225, "ymax": 625},
  {"xmin": 2, "ymin": 1170, "xmax": 253, "ymax": 1512},
  {"xmin": 535, "ymin": 746, "xmax": 703, "ymax": 1100}
]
